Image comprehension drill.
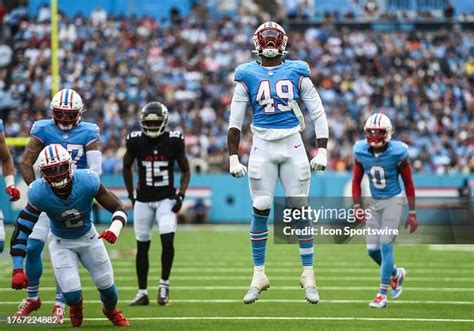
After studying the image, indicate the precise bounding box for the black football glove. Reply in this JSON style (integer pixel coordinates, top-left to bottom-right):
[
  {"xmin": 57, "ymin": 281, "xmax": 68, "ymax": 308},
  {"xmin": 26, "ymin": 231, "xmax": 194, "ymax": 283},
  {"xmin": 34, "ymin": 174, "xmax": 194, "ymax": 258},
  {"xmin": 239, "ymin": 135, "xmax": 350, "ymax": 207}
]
[{"xmin": 172, "ymin": 192, "xmax": 185, "ymax": 213}]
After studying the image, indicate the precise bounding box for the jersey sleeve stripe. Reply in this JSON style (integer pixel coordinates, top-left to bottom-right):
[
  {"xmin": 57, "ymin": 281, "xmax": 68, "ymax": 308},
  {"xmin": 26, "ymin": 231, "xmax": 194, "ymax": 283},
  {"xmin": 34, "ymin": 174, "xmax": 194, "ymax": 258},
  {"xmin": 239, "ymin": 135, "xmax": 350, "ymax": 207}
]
[
  {"xmin": 236, "ymin": 80, "xmax": 249, "ymax": 93},
  {"xmin": 85, "ymin": 138, "xmax": 99, "ymax": 147}
]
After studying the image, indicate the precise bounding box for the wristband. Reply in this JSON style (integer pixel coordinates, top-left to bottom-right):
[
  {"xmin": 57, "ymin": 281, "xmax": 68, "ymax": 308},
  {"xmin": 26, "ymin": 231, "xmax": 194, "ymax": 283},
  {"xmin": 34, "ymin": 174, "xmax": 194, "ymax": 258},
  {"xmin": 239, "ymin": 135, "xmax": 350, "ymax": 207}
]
[
  {"xmin": 110, "ymin": 211, "xmax": 127, "ymax": 237},
  {"xmin": 5, "ymin": 175, "xmax": 14, "ymax": 187}
]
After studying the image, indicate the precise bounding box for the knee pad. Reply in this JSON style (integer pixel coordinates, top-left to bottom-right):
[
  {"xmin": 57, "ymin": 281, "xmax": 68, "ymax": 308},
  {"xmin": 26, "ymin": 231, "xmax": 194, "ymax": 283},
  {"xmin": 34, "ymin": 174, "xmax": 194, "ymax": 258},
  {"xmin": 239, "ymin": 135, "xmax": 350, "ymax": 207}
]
[
  {"xmin": 253, "ymin": 196, "xmax": 272, "ymax": 211},
  {"xmin": 26, "ymin": 239, "xmax": 45, "ymax": 258},
  {"xmin": 287, "ymin": 195, "xmax": 308, "ymax": 209},
  {"xmin": 63, "ymin": 290, "xmax": 82, "ymax": 305},
  {"xmin": 94, "ymin": 272, "xmax": 113, "ymax": 290},
  {"xmin": 366, "ymin": 243, "xmax": 380, "ymax": 251}
]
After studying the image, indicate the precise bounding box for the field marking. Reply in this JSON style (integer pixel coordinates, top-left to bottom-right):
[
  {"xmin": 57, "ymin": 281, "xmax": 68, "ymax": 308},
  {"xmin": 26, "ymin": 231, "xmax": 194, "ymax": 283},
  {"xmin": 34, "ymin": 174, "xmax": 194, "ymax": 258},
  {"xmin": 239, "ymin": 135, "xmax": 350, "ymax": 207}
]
[
  {"xmin": 0, "ymin": 286, "xmax": 473, "ymax": 292},
  {"xmin": 429, "ymin": 245, "xmax": 474, "ymax": 252},
  {"xmin": 1, "ymin": 299, "xmax": 473, "ymax": 305},
  {"xmin": 32, "ymin": 275, "xmax": 474, "ymax": 282},
  {"xmin": 78, "ymin": 316, "xmax": 474, "ymax": 323}
]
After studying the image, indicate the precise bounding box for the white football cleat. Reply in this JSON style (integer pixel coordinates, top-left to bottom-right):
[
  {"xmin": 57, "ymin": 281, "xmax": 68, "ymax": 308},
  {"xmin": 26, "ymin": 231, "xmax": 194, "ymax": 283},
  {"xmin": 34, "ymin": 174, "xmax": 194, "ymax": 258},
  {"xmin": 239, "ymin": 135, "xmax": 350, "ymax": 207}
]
[
  {"xmin": 242, "ymin": 272, "xmax": 270, "ymax": 304},
  {"xmin": 369, "ymin": 293, "xmax": 388, "ymax": 308},
  {"xmin": 300, "ymin": 269, "xmax": 320, "ymax": 304},
  {"xmin": 391, "ymin": 267, "xmax": 406, "ymax": 300}
]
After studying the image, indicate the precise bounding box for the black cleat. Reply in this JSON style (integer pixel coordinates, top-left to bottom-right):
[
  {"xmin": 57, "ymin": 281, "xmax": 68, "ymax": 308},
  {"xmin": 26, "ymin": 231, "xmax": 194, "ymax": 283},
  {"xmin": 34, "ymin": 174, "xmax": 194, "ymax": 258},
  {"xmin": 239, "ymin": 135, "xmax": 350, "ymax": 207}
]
[
  {"xmin": 158, "ymin": 284, "xmax": 169, "ymax": 306},
  {"xmin": 129, "ymin": 293, "xmax": 150, "ymax": 306}
]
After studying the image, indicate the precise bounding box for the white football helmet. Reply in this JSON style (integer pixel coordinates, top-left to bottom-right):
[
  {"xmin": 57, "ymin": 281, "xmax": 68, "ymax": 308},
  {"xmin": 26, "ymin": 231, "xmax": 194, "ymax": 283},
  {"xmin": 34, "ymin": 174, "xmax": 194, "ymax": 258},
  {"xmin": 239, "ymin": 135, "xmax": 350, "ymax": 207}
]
[
  {"xmin": 364, "ymin": 113, "xmax": 393, "ymax": 148},
  {"xmin": 50, "ymin": 88, "xmax": 85, "ymax": 131},
  {"xmin": 253, "ymin": 21, "xmax": 288, "ymax": 58},
  {"xmin": 37, "ymin": 144, "xmax": 73, "ymax": 189}
]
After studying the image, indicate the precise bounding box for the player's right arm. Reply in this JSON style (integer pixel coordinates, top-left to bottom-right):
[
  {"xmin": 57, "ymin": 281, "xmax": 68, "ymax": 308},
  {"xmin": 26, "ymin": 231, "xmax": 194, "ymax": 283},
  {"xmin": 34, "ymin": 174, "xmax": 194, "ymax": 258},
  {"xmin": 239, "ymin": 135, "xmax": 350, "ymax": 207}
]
[
  {"xmin": 20, "ymin": 136, "xmax": 43, "ymax": 185},
  {"xmin": 0, "ymin": 129, "xmax": 20, "ymax": 201},
  {"xmin": 227, "ymin": 81, "xmax": 248, "ymax": 178},
  {"xmin": 95, "ymin": 183, "xmax": 127, "ymax": 244},
  {"xmin": 122, "ymin": 134, "xmax": 136, "ymax": 205},
  {"xmin": 352, "ymin": 155, "xmax": 366, "ymax": 223},
  {"xmin": 10, "ymin": 202, "xmax": 41, "ymax": 289}
]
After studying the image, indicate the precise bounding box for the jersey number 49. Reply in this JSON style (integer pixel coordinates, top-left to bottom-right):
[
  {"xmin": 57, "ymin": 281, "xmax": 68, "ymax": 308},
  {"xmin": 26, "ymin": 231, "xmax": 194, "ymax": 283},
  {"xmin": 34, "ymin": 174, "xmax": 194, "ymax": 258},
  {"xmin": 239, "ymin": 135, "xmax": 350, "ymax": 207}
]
[{"xmin": 257, "ymin": 80, "xmax": 294, "ymax": 113}]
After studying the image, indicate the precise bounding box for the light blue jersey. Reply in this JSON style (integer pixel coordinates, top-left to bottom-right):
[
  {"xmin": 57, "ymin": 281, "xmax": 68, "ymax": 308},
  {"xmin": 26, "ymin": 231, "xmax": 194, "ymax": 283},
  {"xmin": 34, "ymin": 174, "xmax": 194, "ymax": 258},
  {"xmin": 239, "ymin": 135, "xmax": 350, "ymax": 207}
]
[
  {"xmin": 27, "ymin": 169, "xmax": 101, "ymax": 239},
  {"xmin": 353, "ymin": 140, "xmax": 409, "ymax": 199},
  {"xmin": 31, "ymin": 119, "xmax": 99, "ymax": 169},
  {"xmin": 234, "ymin": 60, "xmax": 310, "ymax": 129},
  {"xmin": 0, "ymin": 119, "xmax": 3, "ymax": 133}
]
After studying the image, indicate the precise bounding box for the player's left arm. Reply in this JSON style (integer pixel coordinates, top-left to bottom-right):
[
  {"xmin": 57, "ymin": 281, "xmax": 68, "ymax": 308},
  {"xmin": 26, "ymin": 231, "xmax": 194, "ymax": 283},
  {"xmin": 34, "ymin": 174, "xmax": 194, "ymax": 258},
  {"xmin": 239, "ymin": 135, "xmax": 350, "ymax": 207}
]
[
  {"xmin": 173, "ymin": 145, "xmax": 191, "ymax": 213},
  {"xmin": 86, "ymin": 138, "xmax": 102, "ymax": 176},
  {"xmin": 0, "ymin": 132, "xmax": 20, "ymax": 201},
  {"xmin": 299, "ymin": 76, "xmax": 329, "ymax": 171},
  {"xmin": 10, "ymin": 203, "xmax": 41, "ymax": 289},
  {"xmin": 398, "ymin": 159, "xmax": 418, "ymax": 233},
  {"xmin": 95, "ymin": 184, "xmax": 127, "ymax": 244}
]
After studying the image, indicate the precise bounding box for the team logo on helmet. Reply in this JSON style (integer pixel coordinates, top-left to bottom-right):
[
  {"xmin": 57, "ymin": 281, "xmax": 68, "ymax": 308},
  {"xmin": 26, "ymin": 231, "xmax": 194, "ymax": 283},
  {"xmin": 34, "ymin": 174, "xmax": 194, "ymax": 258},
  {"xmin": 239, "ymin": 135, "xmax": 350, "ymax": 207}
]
[
  {"xmin": 50, "ymin": 89, "xmax": 85, "ymax": 131},
  {"xmin": 253, "ymin": 21, "xmax": 288, "ymax": 58},
  {"xmin": 38, "ymin": 144, "xmax": 73, "ymax": 189},
  {"xmin": 364, "ymin": 113, "xmax": 393, "ymax": 148}
]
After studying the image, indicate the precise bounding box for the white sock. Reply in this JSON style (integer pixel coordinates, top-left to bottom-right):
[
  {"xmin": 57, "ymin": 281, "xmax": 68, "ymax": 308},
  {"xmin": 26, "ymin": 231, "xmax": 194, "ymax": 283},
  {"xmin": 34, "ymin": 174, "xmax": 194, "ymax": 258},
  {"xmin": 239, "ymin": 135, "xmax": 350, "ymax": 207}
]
[
  {"xmin": 254, "ymin": 265, "xmax": 265, "ymax": 274},
  {"xmin": 138, "ymin": 289, "xmax": 148, "ymax": 296},
  {"xmin": 303, "ymin": 266, "xmax": 314, "ymax": 273},
  {"xmin": 160, "ymin": 279, "xmax": 169, "ymax": 286}
]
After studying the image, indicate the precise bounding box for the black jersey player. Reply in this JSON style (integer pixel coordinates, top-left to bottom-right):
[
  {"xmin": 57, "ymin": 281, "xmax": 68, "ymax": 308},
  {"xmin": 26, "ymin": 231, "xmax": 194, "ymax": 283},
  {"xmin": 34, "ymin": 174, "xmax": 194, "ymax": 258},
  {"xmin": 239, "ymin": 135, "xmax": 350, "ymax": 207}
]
[{"xmin": 123, "ymin": 102, "xmax": 190, "ymax": 306}]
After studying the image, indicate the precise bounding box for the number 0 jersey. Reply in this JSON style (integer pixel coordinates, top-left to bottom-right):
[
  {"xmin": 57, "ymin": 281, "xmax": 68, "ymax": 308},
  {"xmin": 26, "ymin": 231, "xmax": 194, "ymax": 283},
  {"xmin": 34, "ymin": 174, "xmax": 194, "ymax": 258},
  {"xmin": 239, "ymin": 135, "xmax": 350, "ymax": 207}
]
[
  {"xmin": 353, "ymin": 140, "xmax": 409, "ymax": 199},
  {"xmin": 30, "ymin": 119, "xmax": 99, "ymax": 169},
  {"xmin": 234, "ymin": 59, "xmax": 311, "ymax": 130},
  {"xmin": 126, "ymin": 130, "xmax": 185, "ymax": 202},
  {"xmin": 27, "ymin": 169, "xmax": 100, "ymax": 239}
]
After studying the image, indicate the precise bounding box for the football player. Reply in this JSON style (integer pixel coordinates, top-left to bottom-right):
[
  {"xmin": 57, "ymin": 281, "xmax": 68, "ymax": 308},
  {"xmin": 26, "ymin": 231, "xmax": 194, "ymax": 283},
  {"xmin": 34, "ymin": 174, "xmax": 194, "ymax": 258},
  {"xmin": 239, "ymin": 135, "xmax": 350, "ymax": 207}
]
[
  {"xmin": 352, "ymin": 113, "xmax": 418, "ymax": 308},
  {"xmin": 227, "ymin": 22, "xmax": 329, "ymax": 304},
  {"xmin": 10, "ymin": 144, "xmax": 129, "ymax": 327},
  {"xmin": 123, "ymin": 102, "xmax": 190, "ymax": 306},
  {"xmin": 0, "ymin": 118, "xmax": 21, "ymax": 254},
  {"xmin": 15, "ymin": 89, "xmax": 102, "ymax": 321}
]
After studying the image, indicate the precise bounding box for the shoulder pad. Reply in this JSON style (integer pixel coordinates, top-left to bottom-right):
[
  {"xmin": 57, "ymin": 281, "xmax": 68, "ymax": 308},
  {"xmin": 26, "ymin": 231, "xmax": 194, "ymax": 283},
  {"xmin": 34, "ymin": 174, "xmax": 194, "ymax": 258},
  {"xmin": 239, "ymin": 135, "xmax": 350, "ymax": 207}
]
[
  {"xmin": 287, "ymin": 60, "xmax": 311, "ymax": 77},
  {"xmin": 234, "ymin": 62, "xmax": 255, "ymax": 82}
]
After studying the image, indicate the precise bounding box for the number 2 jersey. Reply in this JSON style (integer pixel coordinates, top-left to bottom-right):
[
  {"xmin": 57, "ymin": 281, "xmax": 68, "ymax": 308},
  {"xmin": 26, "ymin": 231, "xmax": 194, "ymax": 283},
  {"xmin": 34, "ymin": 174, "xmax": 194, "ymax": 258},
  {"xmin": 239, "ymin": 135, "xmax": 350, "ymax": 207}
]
[
  {"xmin": 126, "ymin": 130, "xmax": 185, "ymax": 202},
  {"xmin": 30, "ymin": 119, "xmax": 99, "ymax": 169},
  {"xmin": 353, "ymin": 140, "xmax": 409, "ymax": 199},
  {"xmin": 27, "ymin": 169, "xmax": 100, "ymax": 239}
]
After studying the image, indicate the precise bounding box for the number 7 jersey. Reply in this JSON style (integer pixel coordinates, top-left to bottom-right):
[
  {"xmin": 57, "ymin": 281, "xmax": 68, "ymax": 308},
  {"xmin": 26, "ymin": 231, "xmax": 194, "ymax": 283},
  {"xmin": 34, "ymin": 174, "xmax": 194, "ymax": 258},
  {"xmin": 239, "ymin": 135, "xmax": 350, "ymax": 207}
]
[
  {"xmin": 353, "ymin": 140, "xmax": 409, "ymax": 199},
  {"xmin": 125, "ymin": 130, "xmax": 185, "ymax": 202},
  {"xmin": 31, "ymin": 119, "xmax": 99, "ymax": 169},
  {"xmin": 234, "ymin": 59, "xmax": 311, "ymax": 129}
]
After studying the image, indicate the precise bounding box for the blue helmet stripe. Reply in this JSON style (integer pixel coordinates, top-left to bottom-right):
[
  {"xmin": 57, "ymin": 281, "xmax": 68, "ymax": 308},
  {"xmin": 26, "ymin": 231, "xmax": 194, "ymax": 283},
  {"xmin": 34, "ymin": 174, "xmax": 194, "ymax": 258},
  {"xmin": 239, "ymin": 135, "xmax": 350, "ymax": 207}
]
[
  {"xmin": 48, "ymin": 145, "xmax": 55, "ymax": 161},
  {"xmin": 373, "ymin": 114, "xmax": 378, "ymax": 125},
  {"xmin": 64, "ymin": 89, "xmax": 70, "ymax": 105}
]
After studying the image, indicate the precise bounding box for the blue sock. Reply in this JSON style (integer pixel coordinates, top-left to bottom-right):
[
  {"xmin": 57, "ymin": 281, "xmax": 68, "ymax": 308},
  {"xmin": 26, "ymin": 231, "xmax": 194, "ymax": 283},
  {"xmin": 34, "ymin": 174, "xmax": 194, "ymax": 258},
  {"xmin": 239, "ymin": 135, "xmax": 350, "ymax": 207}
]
[
  {"xmin": 55, "ymin": 286, "xmax": 65, "ymax": 305},
  {"xmin": 379, "ymin": 243, "xmax": 395, "ymax": 295},
  {"xmin": 369, "ymin": 248, "xmax": 397, "ymax": 276},
  {"xmin": 63, "ymin": 290, "xmax": 82, "ymax": 306},
  {"xmin": 250, "ymin": 213, "xmax": 269, "ymax": 266},
  {"xmin": 99, "ymin": 284, "xmax": 118, "ymax": 312},
  {"xmin": 25, "ymin": 239, "xmax": 45, "ymax": 299},
  {"xmin": 297, "ymin": 219, "xmax": 314, "ymax": 267}
]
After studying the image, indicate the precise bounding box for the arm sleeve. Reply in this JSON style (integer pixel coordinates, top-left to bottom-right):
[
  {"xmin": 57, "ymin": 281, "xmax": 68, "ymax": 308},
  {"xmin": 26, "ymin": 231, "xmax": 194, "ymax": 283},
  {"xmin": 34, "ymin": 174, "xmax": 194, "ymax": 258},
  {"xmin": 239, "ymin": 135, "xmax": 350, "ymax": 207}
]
[
  {"xmin": 228, "ymin": 83, "xmax": 249, "ymax": 130},
  {"xmin": 400, "ymin": 162, "xmax": 416, "ymax": 211},
  {"xmin": 300, "ymin": 77, "xmax": 329, "ymax": 139},
  {"xmin": 10, "ymin": 204, "xmax": 41, "ymax": 269},
  {"xmin": 86, "ymin": 150, "xmax": 103, "ymax": 176},
  {"xmin": 352, "ymin": 160, "xmax": 364, "ymax": 204}
]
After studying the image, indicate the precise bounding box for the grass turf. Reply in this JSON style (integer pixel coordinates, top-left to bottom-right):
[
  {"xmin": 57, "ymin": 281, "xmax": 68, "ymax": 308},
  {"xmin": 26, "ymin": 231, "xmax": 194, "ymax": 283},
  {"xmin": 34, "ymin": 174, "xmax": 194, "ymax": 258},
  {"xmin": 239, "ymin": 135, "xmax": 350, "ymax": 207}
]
[{"xmin": 0, "ymin": 225, "xmax": 473, "ymax": 330}]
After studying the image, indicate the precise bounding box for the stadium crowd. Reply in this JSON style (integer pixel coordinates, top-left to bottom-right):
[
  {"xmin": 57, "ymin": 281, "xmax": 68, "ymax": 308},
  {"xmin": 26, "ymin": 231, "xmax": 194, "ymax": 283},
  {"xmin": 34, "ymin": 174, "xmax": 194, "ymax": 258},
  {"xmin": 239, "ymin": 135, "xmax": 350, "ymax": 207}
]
[{"xmin": 0, "ymin": 4, "xmax": 473, "ymax": 174}]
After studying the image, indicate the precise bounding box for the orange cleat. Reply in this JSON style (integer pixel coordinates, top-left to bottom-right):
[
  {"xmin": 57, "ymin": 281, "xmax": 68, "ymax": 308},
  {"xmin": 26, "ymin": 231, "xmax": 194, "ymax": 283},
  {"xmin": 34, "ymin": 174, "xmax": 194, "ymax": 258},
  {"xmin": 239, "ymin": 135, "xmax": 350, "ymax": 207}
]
[
  {"xmin": 69, "ymin": 299, "xmax": 83, "ymax": 327},
  {"xmin": 15, "ymin": 298, "xmax": 41, "ymax": 317},
  {"xmin": 103, "ymin": 307, "xmax": 130, "ymax": 327}
]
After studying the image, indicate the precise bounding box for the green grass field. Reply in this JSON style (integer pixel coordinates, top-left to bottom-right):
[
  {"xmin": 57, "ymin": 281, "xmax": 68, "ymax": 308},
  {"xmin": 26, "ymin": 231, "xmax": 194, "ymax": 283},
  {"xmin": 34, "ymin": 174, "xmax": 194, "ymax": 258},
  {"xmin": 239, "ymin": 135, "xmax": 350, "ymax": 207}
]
[{"xmin": 0, "ymin": 225, "xmax": 473, "ymax": 330}]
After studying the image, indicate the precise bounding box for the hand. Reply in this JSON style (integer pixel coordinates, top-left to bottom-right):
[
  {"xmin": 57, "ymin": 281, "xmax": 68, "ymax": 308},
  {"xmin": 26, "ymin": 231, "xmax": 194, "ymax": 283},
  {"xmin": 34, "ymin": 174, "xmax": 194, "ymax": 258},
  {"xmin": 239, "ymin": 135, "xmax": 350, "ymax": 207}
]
[
  {"xmin": 99, "ymin": 230, "xmax": 118, "ymax": 244},
  {"xmin": 405, "ymin": 211, "xmax": 418, "ymax": 233},
  {"xmin": 229, "ymin": 155, "xmax": 247, "ymax": 178},
  {"xmin": 12, "ymin": 269, "xmax": 28, "ymax": 289},
  {"xmin": 6, "ymin": 185, "xmax": 20, "ymax": 201},
  {"xmin": 172, "ymin": 192, "xmax": 185, "ymax": 213},
  {"xmin": 310, "ymin": 148, "xmax": 327, "ymax": 171},
  {"xmin": 353, "ymin": 204, "xmax": 366, "ymax": 224},
  {"xmin": 128, "ymin": 194, "xmax": 135, "ymax": 207},
  {"xmin": 0, "ymin": 240, "xmax": 4, "ymax": 254}
]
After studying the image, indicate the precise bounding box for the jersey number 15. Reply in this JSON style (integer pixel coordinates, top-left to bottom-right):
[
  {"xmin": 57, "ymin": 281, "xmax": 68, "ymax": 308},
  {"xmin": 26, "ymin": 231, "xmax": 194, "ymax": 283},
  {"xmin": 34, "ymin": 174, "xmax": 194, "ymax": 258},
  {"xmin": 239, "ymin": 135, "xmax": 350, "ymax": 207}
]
[{"xmin": 142, "ymin": 160, "xmax": 169, "ymax": 187}]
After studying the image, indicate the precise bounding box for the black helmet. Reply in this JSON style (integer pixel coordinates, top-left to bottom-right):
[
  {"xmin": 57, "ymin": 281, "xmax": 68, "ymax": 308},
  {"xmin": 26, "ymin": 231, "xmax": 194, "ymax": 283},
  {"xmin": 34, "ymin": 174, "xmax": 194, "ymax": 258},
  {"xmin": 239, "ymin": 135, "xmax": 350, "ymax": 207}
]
[{"xmin": 140, "ymin": 102, "xmax": 168, "ymax": 138}]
